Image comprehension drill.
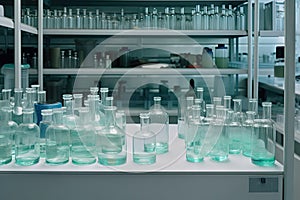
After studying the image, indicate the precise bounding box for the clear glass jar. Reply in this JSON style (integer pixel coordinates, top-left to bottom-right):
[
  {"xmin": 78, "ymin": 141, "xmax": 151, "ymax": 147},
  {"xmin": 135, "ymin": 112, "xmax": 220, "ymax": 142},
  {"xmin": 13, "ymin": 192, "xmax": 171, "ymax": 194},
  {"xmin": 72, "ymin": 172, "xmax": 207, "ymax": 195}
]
[
  {"xmin": 242, "ymin": 111, "xmax": 255, "ymax": 157},
  {"xmin": 149, "ymin": 97, "xmax": 169, "ymax": 154},
  {"xmin": 15, "ymin": 108, "xmax": 40, "ymax": 166},
  {"xmin": 0, "ymin": 105, "xmax": 18, "ymax": 165},
  {"xmin": 12, "ymin": 88, "xmax": 23, "ymax": 125},
  {"xmin": 71, "ymin": 107, "xmax": 96, "ymax": 165},
  {"xmin": 39, "ymin": 109, "xmax": 53, "ymax": 158},
  {"xmin": 133, "ymin": 112, "xmax": 156, "ymax": 164},
  {"xmin": 97, "ymin": 106, "xmax": 127, "ymax": 165},
  {"xmin": 251, "ymin": 102, "xmax": 276, "ymax": 166},
  {"xmin": 45, "ymin": 108, "xmax": 70, "ymax": 165}
]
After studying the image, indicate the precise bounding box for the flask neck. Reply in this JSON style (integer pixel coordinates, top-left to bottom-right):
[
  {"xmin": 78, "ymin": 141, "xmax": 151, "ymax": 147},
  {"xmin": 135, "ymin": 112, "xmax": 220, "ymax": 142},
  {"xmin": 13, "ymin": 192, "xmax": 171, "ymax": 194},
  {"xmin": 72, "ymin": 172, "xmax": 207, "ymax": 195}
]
[
  {"xmin": 262, "ymin": 102, "xmax": 272, "ymax": 119},
  {"xmin": 206, "ymin": 104, "xmax": 214, "ymax": 118},
  {"xmin": 14, "ymin": 90, "xmax": 23, "ymax": 107},
  {"xmin": 233, "ymin": 99, "xmax": 242, "ymax": 113},
  {"xmin": 105, "ymin": 107, "xmax": 116, "ymax": 127},
  {"xmin": 140, "ymin": 117, "xmax": 150, "ymax": 131},
  {"xmin": 23, "ymin": 111, "xmax": 33, "ymax": 123},
  {"xmin": 0, "ymin": 108, "xmax": 11, "ymax": 122}
]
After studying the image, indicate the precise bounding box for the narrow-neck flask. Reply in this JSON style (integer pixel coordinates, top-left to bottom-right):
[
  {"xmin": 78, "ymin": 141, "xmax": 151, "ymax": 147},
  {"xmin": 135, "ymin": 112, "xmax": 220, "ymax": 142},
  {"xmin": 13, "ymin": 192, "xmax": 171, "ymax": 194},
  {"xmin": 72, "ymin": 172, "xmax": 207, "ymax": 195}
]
[
  {"xmin": 149, "ymin": 97, "xmax": 169, "ymax": 154},
  {"xmin": 186, "ymin": 105, "xmax": 204, "ymax": 162},
  {"xmin": 239, "ymin": 7, "xmax": 246, "ymax": 30},
  {"xmin": 116, "ymin": 110, "xmax": 126, "ymax": 131},
  {"xmin": 227, "ymin": 110, "xmax": 242, "ymax": 154},
  {"xmin": 214, "ymin": 6, "xmax": 220, "ymax": 30},
  {"xmin": 88, "ymin": 11, "xmax": 95, "ymax": 29},
  {"xmin": 242, "ymin": 111, "xmax": 255, "ymax": 157},
  {"xmin": 12, "ymin": 88, "xmax": 23, "ymax": 125},
  {"xmin": 82, "ymin": 9, "xmax": 88, "ymax": 29},
  {"xmin": 169, "ymin": 8, "xmax": 176, "ymax": 30},
  {"xmin": 88, "ymin": 94, "xmax": 102, "ymax": 125},
  {"xmin": 100, "ymin": 87, "xmax": 109, "ymax": 107},
  {"xmin": 209, "ymin": 106, "xmax": 229, "ymax": 162},
  {"xmin": 202, "ymin": 6, "xmax": 209, "ymax": 30},
  {"xmin": 71, "ymin": 107, "xmax": 96, "ymax": 165},
  {"xmin": 223, "ymin": 95, "xmax": 232, "ymax": 110},
  {"xmin": 133, "ymin": 112, "xmax": 156, "ymax": 164},
  {"xmin": 227, "ymin": 5, "xmax": 235, "ymax": 30},
  {"xmin": 0, "ymin": 106, "xmax": 18, "ymax": 165},
  {"xmin": 97, "ymin": 106, "xmax": 127, "ymax": 165},
  {"xmin": 248, "ymin": 98, "xmax": 258, "ymax": 117},
  {"xmin": 220, "ymin": 5, "xmax": 227, "ymax": 30},
  {"xmin": 158, "ymin": 12, "xmax": 163, "ymax": 29},
  {"xmin": 101, "ymin": 12, "xmax": 107, "ymax": 29},
  {"xmin": 164, "ymin": 7, "xmax": 170, "ymax": 29},
  {"xmin": 196, "ymin": 87, "xmax": 206, "ymax": 116},
  {"xmin": 251, "ymin": 102, "xmax": 276, "ymax": 166},
  {"xmin": 179, "ymin": 7, "xmax": 186, "ymax": 30},
  {"xmin": 144, "ymin": 7, "xmax": 151, "ymax": 29},
  {"xmin": 152, "ymin": 8, "xmax": 158, "ymax": 29},
  {"xmin": 39, "ymin": 109, "xmax": 53, "ymax": 158},
  {"xmin": 45, "ymin": 108, "xmax": 70, "ymax": 165},
  {"xmin": 67, "ymin": 9, "xmax": 74, "ymax": 29},
  {"xmin": 1, "ymin": 88, "xmax": 12, "ymax": 107},
  {"xmin": 209, "ymin": 4, "xmax": 215, "ymax": 30},
  {"xmin": 53, "ymin": 9, "xmax": 61, "ymax": 29},
  {"xmin": 15, "ymin": 108, "xmax": 40, "ymax": 166},
  {"xmin": 199, "ymin": 104, "xmax": 214, "ymax": 156},
  {"xmin": 95, "ymin": 9, "xmax": 101, "ymax": 29},
  {"xmin": 73, "ymin": 93, "xmax": 83, "ymax": 116}
]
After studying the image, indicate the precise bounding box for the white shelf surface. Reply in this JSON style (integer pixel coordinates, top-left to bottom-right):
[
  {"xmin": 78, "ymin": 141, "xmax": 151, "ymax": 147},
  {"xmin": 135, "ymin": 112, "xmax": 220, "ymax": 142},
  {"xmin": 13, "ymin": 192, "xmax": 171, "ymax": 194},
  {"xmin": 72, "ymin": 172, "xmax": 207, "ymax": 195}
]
[
  {"xmin": 259, "ymin": 30, "xmax": 284, "ymax": 37},
  {"xmin": 0, "ymin": 124, "xmax": 283, "ymax": 174},
  {"xmin": 31, "ymin": 68, "xmax": 248, "ymax": 76},
  {"xmin": 0, "ymin": 16, "xmax": 14, "ymax": 29},
  {"xmin": 43, "ymin": 29, "xmax": 248, "ymax": 37},
  {"xmin": 20, "ymin": 23, "xmax": 38, "ymax": 34}
]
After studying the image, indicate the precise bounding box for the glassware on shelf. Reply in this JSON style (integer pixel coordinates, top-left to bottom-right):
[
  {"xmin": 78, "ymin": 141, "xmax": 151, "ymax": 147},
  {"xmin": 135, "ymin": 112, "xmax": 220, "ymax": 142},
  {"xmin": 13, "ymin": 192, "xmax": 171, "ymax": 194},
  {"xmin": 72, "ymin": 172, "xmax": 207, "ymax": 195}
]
[
  {"xmin": 82, "ymin": 9, "xmax": 88, "ymax": 29},
  {"xmin": 227, "ymin": 110, "xmax": 242, "ymax": 154},
  {"xmin": 169, "ymin": 7, "xmax": 176, "ymax": 30},
  {"xmin": 71, "ymin": 107, "xmax": 96, "ymax": 165},
  {"xmin": 95, "ymin": 9, "xmax": 101, "ymax": 29},
  {"xmin": 251, "ymin": 102, "xmax": 276, "ymax": 166},
  {"xmin": 67, "ymin": 9, "xmax": 74, "ymax": 29},
  {"xmin": 62, "ymin": 94, "xmax": 78, "ymax": 129},
  {"xmin": 209, "ymin": 106, "xmax": 229, "ymax": 162},
  {"xmin": 220, "ymin": 5, "xmax": 228, "ymax": 30},
  {"xmin": 152, "ymin": 8, "xmax": 158, "ymax": 29},
  {"xmin": 214, "ymin": 6, "xmax": 220, "ymax": 30},
  {"xmin": 144, "ymin": 7, "xmax": 151, "ymax": 29},
  {"xmin": 194, "ymin": 5, "xmax": 201, "ymax": 30},
  {"xmin": 75, "ymin": 8, "xmax": 82, "ymax": 29},
  {"xmin": 179, "ymin": 7, "xmax": 186, "ymax": 30},
  {"xmin": 88, "ymin": 11, "xmax": 95, "ymax": 29},
  {"xmin": 0, "ymin": 105, "xmax": 18, "ymax": 165},
  {"xmin": 97, "ymin": 106, "xmax": 127, "ymax": 166},
  {"xmin": 202, "ymin": 6, "xmax": 209, "ymax": 30},
  {"xmin": 73, "ymin": 93, "xmax": 83, "ymax": 116},
  {"xmin": 213, "ymin": 96, "xmax": 222, "ymax": 116},
  {"xmin": 227, "ymin": 5, "xmax": 235, "ymax": 30},
  {"xmin": 101, "ymin": 12, "xmax": 107, "ymax": 29},
  {"xmin": 164, "ymin": 7, "xmax": 170, "ymax": 29},
  {"xmin": 242, "ymin": 111, "xmax": 255, "ymax": 157},
  {"xmin": 149, "ymin": 96, "xmax": 169, "ymax": 154},
  {"xmin": 208, "ymin": 4, "xmax": 215, "ymax": 30},
  {"xmin": 60, "ymin": 50, "xmax": 65, "ymax": 68},
  {"xmin": 248, "ymin": 98, "xmax": 258, "ymax": 117},
  {"xmin": 39, "ymin": 109, "xmax": 53, "ymax": 158},
  {"xmin": 223, "ymin": 95, "xmax": 232, "ymax": 110},
  {"xmin": 116, "ymin": 110, "xmax": 126, "ymax": 131},
  {"xmin": 15, "ymin": 108, "xmax": 40, "ymax": 166},
  {"xmin": 61, "ymin": 7, "xmax": 68, "ymax": 29},
  {"xmin": 133, "ymin": 112, "xmax": 156, "ymax": 165},
  {"xmin": 45, "ymin": 108, "xmax": 70, "ymax": 165},
  {"xmin": 178, "ymin": 96, "xmax": 194, "ymax": 140}
]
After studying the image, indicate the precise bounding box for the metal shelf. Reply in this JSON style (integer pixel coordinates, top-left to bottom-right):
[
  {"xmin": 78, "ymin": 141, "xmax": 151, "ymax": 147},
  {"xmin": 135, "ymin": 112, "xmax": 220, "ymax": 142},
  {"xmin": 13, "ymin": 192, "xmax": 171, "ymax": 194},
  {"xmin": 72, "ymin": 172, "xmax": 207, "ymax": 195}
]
[
  {"xmin": 30, "ymin": 68, "xmax": 248, "ymax": 75},
  {"xmin": 259, "ymin": 30, "xmax": 284, "ymax": 37},
  {"xmin": 43, "ymin": 29, "xmax": 248, "ymax": 37},
  {"xmin": 0, "ymin": 16, "xmax": 14, "ymax": 29},
  {"xmin": 20, "ymin": 23, "xmax": 38, "ymax": 35}
]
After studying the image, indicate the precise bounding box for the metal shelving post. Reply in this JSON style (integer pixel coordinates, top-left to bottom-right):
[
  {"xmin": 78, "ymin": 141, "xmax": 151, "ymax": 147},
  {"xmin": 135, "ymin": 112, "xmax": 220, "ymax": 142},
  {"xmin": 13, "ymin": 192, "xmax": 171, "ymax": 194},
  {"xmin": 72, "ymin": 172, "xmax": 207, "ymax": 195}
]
[
  {"xmin": 38, "ymin": 0, "xmax": 43, "ymax": 90},
  {"xmin": 248, "ymin": 0, "xmax": 253, "ymax": 98},
  {"xmin": 14, "ymin": 0, "xmax": 22, "ymax": 89},
  {"xmin": 284, "ymin": 0, "xmax": 295, "ymax": 199}
]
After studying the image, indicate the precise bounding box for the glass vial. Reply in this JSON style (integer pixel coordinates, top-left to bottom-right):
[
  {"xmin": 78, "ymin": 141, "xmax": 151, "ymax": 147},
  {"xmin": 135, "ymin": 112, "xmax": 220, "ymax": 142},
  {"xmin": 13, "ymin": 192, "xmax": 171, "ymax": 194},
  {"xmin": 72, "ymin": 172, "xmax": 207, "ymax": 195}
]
[
  {"xmin": 97, "ymin": 106, "xmax": 127, "ymax": 165},
  {"xmin": 15, "ymin": 108, "xmax": 40, "ymax": 166},
  {"xmin": 133, "ymin": 112, "xmax": 156, "ymax": 165},
  {"xmin": 45, "ymin": 108, "xmax": 70, "ymax": 165},
  {"xmin": 149, "ymin": 97, "xmax": 169, "ymax": 154}
]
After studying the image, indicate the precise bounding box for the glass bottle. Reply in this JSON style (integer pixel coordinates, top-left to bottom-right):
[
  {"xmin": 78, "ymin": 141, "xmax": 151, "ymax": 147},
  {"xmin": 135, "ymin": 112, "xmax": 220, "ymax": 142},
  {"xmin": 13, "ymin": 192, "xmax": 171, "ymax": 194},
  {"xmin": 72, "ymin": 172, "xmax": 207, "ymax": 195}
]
[
  {"xmin": 186, "ymin": 105, "xmax": 204, "ymax": 162},
  {"xmin": 45, "ymin": 108, "xmax": 70, "ymax": 165},
  {"xmin": 39, "ymin": 109, "xmax": 52, "ymax": 158},
  {"xmin": 209, "ymin": 106, "xmax": 229, "ymax": 162},
  {"xmin": 223, "ymin": 95, "xmax": 232, "ymax": 110},
  {"xmin": 101, "ymin": 12, "xmax": 107, "ymax": 29},
  {"xmin": 73, "ymin": 93, "xmax": 83, "ymax": 116},
  {"xmin": 227, "ymin": 5, "xmax": 234, "ymax": 30},
  {"xmin": 133, "ymin": 112, "xmax": 156, "ymax": 164},
  {"xmin": 88, "ymin": 11, "xmax": 94, "ymax": 29},
  {"xmin": 149, "ymin": 97, "xmax": 169, "ymax": 154},
  {"xmin": 62, "ymin": 94, "xmax": 78, "ymax": 129},
  {"xmin": 61, "ymin": 7, "xmax": 68, "ymax": 29},
  {"xmin": 199, "ymin": 104, "xmax": 214, "ymax": 156},
  {"xmin": 73, "ymin": 51, "xmax": 79, "ymax": 68},
  {"xmin": 24, "ymin": 8, "xmax": 31, "ymax": 25},
  {"xmin": 158, "ymin": 12, "xmax": 164, "ymax": 29},
  {"xmin": 105, "ymin": 54, "xmax": 112, "ymax": 68},
  {"xmin": 144, "ymin": 7, "xmax": 151, "ymax": 29},
  {"xmin": 169, "ymin": 7, "xmax": 176, "ymax": 30},
  {"xmin": 1, "ymin": 88, "xmax": 12, "ymax": 107},
  {"xmin": 209, "ymin": 4, "xmax": 215, "ymax": 30},
  {"xmin": 95, "ymin": 9, "xmax": 101, "ymax": 29},
  {"xmin": 164, "ymin": 7, "xmax": 170, "ymax": 29},
  {"xmin": 152, "ymin": 8, "xmax": 158, "ymax": 29},
  {"xmin": 242, "ymin": 111, "xmax": 255, "ymax": 157},
  {"xmin": 75, "ymin": 8, "xmax": 82, "ymax": 29},
  {"xmin": 220, "ymin": 5, "xmax": 227, "ymax": 30},
  {"xmin": 100, "ymin": 87, "xmax": 109, "ymax": 110},
  {"xmin": 15, "ymin": 108, "xmax": 40, "ymax": 166},
  {"xmin": 120, "ymin": 9, "xmax": 125, "ymax": 29},
  {"xmin": 67, "ymin": 50, "xmax": 73, "ymax": 68},
  {"xmin": 196, "ymin": 87, "xmax": 206, "ymax": 117},
  {"xmin": 97, "ymin": 106, "xmax": 127, "ymax": 165},
  {"xmin": 251, "ymin": 102, "xmax": 276, "ymax": 166},
  {"xmin": 71, "ymin": 107, "xmax": 96, "ymax": 165},
  {"xmin": 116, "ymin": 110, "xmax": 126, "ymax": 131},
  {"xmin": 82, "ymin": 9, "xmax": 88, "ymax": 29},
  {"xmin": 191, "ymin": 8, "xmax": 196, "ymax": 30},
  {"xmin": 12, "ymin": 88, "xmax": 23, "ymax": 125},
  {"xmin": 214, "ymin": 6, "xmax": 220, "ymax": 30},
  {"xmin": 0, "ymin": 106, "xmax": 18, "ymax": 165},
  {"xmin": 194, "ymin": 5, "xmax": 201, "ymax": 30},
  {"xmin": 248, "ymin": 98, "xmax": 258, "ymax": 117},
  {"xmin": 46, "ymin": 9, "xmax": 53, "ymax": 29},
  {"xmin": 202, "ymin": 6, "xmax": 209, "ymax": 30},
  {"xmin": 67, "ymin": 9, "xmax": 74, "ymax": 29},
  {"xmin": 88, "ymin": 94, "xmax": 102, "ymax": 126},
  {"xmin": 179, "ymin": 7, "xmax": 186, "ymax": 30}
]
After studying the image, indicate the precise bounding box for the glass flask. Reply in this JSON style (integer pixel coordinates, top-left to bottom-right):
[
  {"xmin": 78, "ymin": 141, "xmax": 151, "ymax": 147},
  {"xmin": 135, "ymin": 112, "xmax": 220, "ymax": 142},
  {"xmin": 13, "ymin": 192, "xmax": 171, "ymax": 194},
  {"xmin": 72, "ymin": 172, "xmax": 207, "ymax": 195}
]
[
  {"xmin": 0, "ymin": 106, "xmax": 18, "ymax": 165},
  {"xmin": 227, "ymin": 5, "xmax": 235, "ymax": 30},
  {"xmin": 220, "ymin": 5, "xmax": 227, "ymax": 30},
  {"xmin": 213, "ymin": 96, "xmax": 222, "ymax": 116},
  {"xmin": 1, "ymin": 88, "xmax": 12, "ymax": 107},
  {"xmin": 45, "ymin": 108, "xmax": 70, "ymax": 165},
  {"xmin": 73, "ymin": 93, "xmax": 83, "ymax": 116},
  {"xmin": 209, "ymin": 106, "xmax": 229, "ymax": 162},
  {"xmin": 61, "ymin": 7, "xmax": 68, "ymax": 29},
  {"xmin": 164, "ymin": 7, "xmax": 170, "ymax": 29},
  {"xmin": 223, "ymin": 95, "xmax": 232, "ymax": 110},
  {"xmin": 88, "ymin": 94, "xmax": 102, "ymax": 125},
  {"xmin": 71, "ymin": 107, "xmax": 96, "ymax": 165},
  {"xmin": 95, "ymin": 9, "xmax": 101, "ymax": 29},
  {"xmin": 67, "ymin": 9, "xmax": 74, "ymax": 29},
  {"xmin": 214, "ymin": 6, "xmax": 220, "ymax": 30},
  {"xmin": 133, "ymin": 112, "xmax": 156, "ymax": 165},
  {"xmin": 248, "ymin": 98, "xmax": 258, "ymax": 117},
  {"xmin": 186, "ymin": 105, "xmax": 205, "ymax": 162},
  {"xmin": 82, "ymin": 9, "xmax": 88, "ymax": 29},
  {"xmin": 194, "ymin": 5, "xmax": 201, "ymax": 30},
  {"xmin": 75, "ymin": 8, "xmax": 82, "ymax": 29},
  {"xmin": 169, "ymin": 7, "xmax": 176, "ymax": 29},
  {"xmin": 251, "ymin": 102, "xmax": 276, "ymax": 166},
  {"xmin": 202, "ymin": 6, "xmax": 209, "ymax": 30},
  {"xmin": 152, "ymin": 8, "xmax": 158, "ymax": 29},
  {"xmin": 242, "ymin": 111, "xmax": 255, "ymax": 157},
  {"xmin": 39, "ymin": 109, "xmax": 53, "ymax": 158},
  {"xmin": 144, "ymin": 7, "xmax": 151, "ymax": 28},
  {"xmin": 196, "ymin": 87, "xmax": 206, "ymax": 117},
  {"xmin": 97, "ymin": 106, "xmax": 127, "ymax": 166},
  {"xmin": 15, "ymin": 108, "xmax": 40, "ymax": 166},
  {"xmin": 149, "ymin": 97, "xmax": 169, "ymax": 154},
  {"xmin": 12, "ymin": 88, "xmax": 23, "ymax": 125},
  {"xmin": 179, "ymin": 96, "xmax": 194, "ymax": 140},
  {"xmin": 209, "ymin": 4, "xmax": 215, "ymax": 30},
  {"xmin": 179, "ymin": 7, "xmax": 186, "ymax": 30},
  {"xmin": 62, "ymin": 94, "xmax": 78, "ymax": 129},
  {"xmin": 100, "ymin": 87, "xmax": 109, "ymax": 107}
]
